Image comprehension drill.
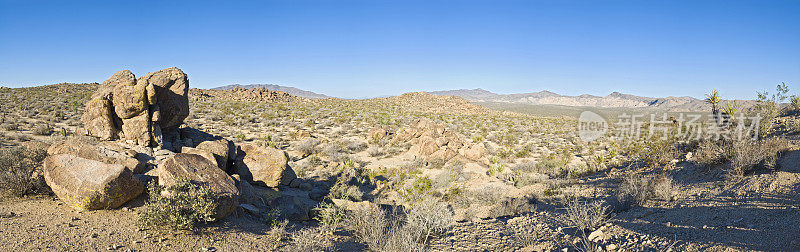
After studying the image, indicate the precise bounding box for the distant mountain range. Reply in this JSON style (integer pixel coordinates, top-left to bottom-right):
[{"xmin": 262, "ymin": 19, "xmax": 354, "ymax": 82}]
[
  {"xmin": 213, "ymin": 84, "xmax": 332, "ymax": 99},
  {"xmin": 428, "ymin": 88, "xmax": 741, "ymax": 111}
]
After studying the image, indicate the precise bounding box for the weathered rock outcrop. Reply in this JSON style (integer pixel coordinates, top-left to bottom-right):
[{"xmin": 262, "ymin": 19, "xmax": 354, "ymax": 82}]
[
  {"xmin": 47, "ymin": 137, "xmax": 146, "ymax": 174},
  {"xmin": 43, "ymin": 154, "xmax": 144, "ymax": 211},
  {"xmin": 394, "ymin": 118, "xmax": 468, "ymax": 164},
  {"xmin": 235, "ymin": 144, "xmax": 296, "ymax": 187},
  {"xmin": 158, "ymin": 153, "xmax": 239, "ymax": 219},
  {"xmin": 81, "ymin": 68, "xmax": 189, "ymax": 147},
  {"xmin": 195, "ymin": 139, "xmax": 235, "ymax": 172}
]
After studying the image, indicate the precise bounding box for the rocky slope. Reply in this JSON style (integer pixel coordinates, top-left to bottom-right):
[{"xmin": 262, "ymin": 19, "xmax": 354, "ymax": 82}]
[
  {"xmin": 190, "ymin": 87, "xmax": 310, "ymax": 104},
  {"xmin": 213, "ymin": 84, "xmax": 331, "ymax": 99}
]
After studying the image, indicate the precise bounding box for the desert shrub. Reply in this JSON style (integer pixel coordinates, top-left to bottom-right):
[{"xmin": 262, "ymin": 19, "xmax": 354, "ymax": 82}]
[
  {"xmin": 343, "ymin": 140, "xmax": 367, "ymax": 153},
  {"xmin": 405, "ymin": 197, "xmax": 454, "ymax": 244},
  {"xmin": 786, "ymin": 118, "xmax": 800, "ymax": 134},
  {"xmin": 347, "ymin": 204, "xmax": 390, "ymax": 250},
  {"xmin": 313, "ymin": 202, "xmax": 345, "ymax": 234},
  {"xmin": 640, "ymin": 136, "xmax": 680, "ymax": 168},
  {"xmin": 730, "ymin": 137, "xmax": 789, "ymax": 176},
  {"xmin": 346, "ymin": 204, "xmax": 422, "ymax": 252},
  {"xmin": 0, "ymin": 146, "xmax": 50, "ymax": 197},
  {"xmin": 295, "ymin": 138, "xmax": 319, "ymax": 156},
  {"xmin": 694, "ymin": 137, "xmax": 790, "ymax": 176},
  {"xmin": 617, "ymin": 174, "xmax": 674, "ymax": 207},
  {"xmin": 754, "ymin": 82, "xmax": 789, "ymax": 137},
  {"xmin": 693, "ymin": 139, "xmax": 729, "ymax": 166},
  {"xmin": 267, "ymin": 219, "xmax": 289, "ymax": 244},
  {"xmin": 3, "ymin": 123, "xmax": 18, "ymax": 131},
  {"xmin": 490, "ymin": 196, "xmax": 537, "ymax": 218},
  {"xmin": 290, "ymin": 227, "xmax": 333, "ymax": 252},
  {"xmin": 367, "ymin": 146, "xmax": 384, "ymax": 157},
  {"xmin": 398, "ymin": 175, "xmax": 434, "ymax": 202},
  {"xmin": 563, "ymin": 198, "xmax": 609, "ymax": 231},
  {"xmin": 33, "ymin": 124, "xmax": 52, "ymax": 136},
  {"xmin": 138, "ymin": 180, "xmax": 218, "ymax": 232},
  {"xmin": 329, "ymin": 167, "xmax": 370, "ymax": 201}
]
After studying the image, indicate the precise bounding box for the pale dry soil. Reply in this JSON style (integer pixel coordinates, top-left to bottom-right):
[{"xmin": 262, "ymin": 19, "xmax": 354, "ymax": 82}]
[{"xmin": 3, "ymin": 159, "xmax": 800, "ymax": 252}]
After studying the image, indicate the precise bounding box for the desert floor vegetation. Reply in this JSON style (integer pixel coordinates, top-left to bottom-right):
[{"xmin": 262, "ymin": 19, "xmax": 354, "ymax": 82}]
[{"xmin": 1, "ymin": 83, "xmax": 800, "ymax": 251}]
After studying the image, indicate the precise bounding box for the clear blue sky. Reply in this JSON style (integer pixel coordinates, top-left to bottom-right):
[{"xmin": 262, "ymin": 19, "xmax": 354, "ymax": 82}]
[{"xmin": 1, "ymin": 0, "xmax": 798, "ymax": 99}]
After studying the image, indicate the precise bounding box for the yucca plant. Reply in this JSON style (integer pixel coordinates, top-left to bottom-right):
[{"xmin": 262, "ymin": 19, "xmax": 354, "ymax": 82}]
[
  {"xmin": 705, "ymin": 90, "xmax": 721, "ymax": 114},
  {"xmin": 790, "ymin": 95, "xmax": 800, "ymax": 113},
  {"xmin": 722, "ymin": 101, "xmax": 740, "ymax": 120}
]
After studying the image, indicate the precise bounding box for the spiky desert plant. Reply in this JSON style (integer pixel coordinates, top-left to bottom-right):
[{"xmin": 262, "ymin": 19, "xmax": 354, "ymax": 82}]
[
  {"xmin": 722, "ymin": 101, "xmax": 740, "ymax": 120},
  {"xmin": 705, "ymin": 90, "xmax": 721, "ymax": 113},
  {"xmin": 791, "ymin": 95, "xmax": 800, "ymax": 112}
]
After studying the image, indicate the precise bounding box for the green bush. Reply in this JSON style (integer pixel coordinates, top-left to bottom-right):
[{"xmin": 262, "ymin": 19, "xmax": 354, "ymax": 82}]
[
  {"xmin": 138, "ymin": 180, "xmax": 218, "ymax": 232},
  {"xmin": 313, "ymin": 202, "xmax": 345, "ymax": 234}
]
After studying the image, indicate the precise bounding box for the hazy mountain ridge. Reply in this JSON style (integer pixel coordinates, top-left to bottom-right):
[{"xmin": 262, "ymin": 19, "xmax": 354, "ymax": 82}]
[
  {"xmin": 430, "ymin": 88, "xmax": 729, "ymax": 111},
  {"xmin": 213, "ymin": 84, "xmax": 332, "ymax": 99}
]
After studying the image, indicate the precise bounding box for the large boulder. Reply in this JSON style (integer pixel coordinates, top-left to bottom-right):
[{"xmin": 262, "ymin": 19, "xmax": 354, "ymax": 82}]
[
  {"xmin": 82, "ymin": 68, "xmax": 189, "ymax": 147},
  {"xmin": 463, "ymin": 143, "xmax": 488, "ymax": 162},
  {"xmin": 235, "ymin": 144, "xmax": 296, "ymax": 187},
  {"xmin": 195, "ymin": 139, "xmax": 235, "ymax": 172},
  {"xmin": 81, "ymin": 91, "xmax": 118, "ymax": 140},
  {"xmin": 158, "ymin": 153, "xmax": 239, "ymax": 219},
  {"xmin": 47, "ymin": 137, "xmax": 145, "ymax": 174},
  {"xmin": 43, "ymin": 154, "xmax": 144, "ymax": 211},
  {"xmin": 136, "ymin": 67, "xmax": 189, "ymax": 130}
]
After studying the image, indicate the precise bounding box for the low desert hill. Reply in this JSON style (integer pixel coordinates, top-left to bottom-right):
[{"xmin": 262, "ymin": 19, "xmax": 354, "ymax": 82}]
[{"xmin": 213, "ymin": 84, "xmax": 332, "ymax": 99}]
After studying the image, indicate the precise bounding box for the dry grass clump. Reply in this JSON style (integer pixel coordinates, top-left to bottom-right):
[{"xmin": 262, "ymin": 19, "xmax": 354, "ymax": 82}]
[
  {"xmin": 563, "ymin": 197, "xmax": 609, "ymax": 231},
  {"xmin": 617, "ymin": 174, "xmax": 674, "ymax": 207},
  {"xmin": 290, "ymin": 227, "xmax": 334, "ymax": 252},
  {"xmin": 0, "ymin": 144, "xmax": 50, "ymax": 197},
  {"xmin": 295, "ymin": 138, "xmax": 319, "ymax": 157},
  {"xmin": 32, "ymin": 124, "xmax": 52, "ymax": 136}
]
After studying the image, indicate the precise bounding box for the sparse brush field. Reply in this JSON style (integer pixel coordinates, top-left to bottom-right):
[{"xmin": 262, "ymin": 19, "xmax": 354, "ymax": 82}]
[{"xmin": 2, "ymin": 83, "xmax": 800, "ymax": 251}]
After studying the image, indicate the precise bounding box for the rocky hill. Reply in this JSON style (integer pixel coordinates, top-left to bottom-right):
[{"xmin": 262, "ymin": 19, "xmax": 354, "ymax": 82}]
[
  {"xmin": 369, "ymin": 91, "xmax": 494, "ymax": 115},
  {"xmin": 213, "ymin": 84, "xmax": 331, "ymax": 99},
  {"xmin": 190, "ymin": 87, "xmax": 310, "ymax": 104}
]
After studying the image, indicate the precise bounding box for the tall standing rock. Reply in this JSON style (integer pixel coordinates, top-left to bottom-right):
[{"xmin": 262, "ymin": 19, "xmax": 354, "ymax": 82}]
[{"xmin": 136, "ymin": 67, "xmax": 189, "ymax": 130}]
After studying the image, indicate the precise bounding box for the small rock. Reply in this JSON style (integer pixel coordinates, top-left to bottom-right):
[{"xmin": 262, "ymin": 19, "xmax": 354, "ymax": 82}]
[
  {"xmin": 588, "ymin": 229, "xmax": 604, "ymax": 242},
  {"xmin": 240, "ymin": 203, "xmax": 260, "ymax": 215},
  {"xmin": 605, "ymin": 244, "xmax": 618, "ymax": 251}
]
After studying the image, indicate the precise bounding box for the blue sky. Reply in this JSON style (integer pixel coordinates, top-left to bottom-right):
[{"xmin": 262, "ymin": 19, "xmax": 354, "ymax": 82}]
[{"xmin": 1, "ymin": 0, "xmax": 798, "ymax": 99}]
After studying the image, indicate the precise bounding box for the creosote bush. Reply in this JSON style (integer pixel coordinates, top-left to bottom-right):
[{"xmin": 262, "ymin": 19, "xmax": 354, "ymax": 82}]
[
  {"xmin": 346, "ymin": 198, "xmax": 452, "ymax": 251},
  {"xmin": 693, "ymin": 137, "xmax": 790, "ymax": 176},
  {"xmin": 0, "ymin": 145, "xmax": 50, "ymax": 197},
  {"xmin": 138, "ymin": 180, "xmax": 218, "ymax": 232}
]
